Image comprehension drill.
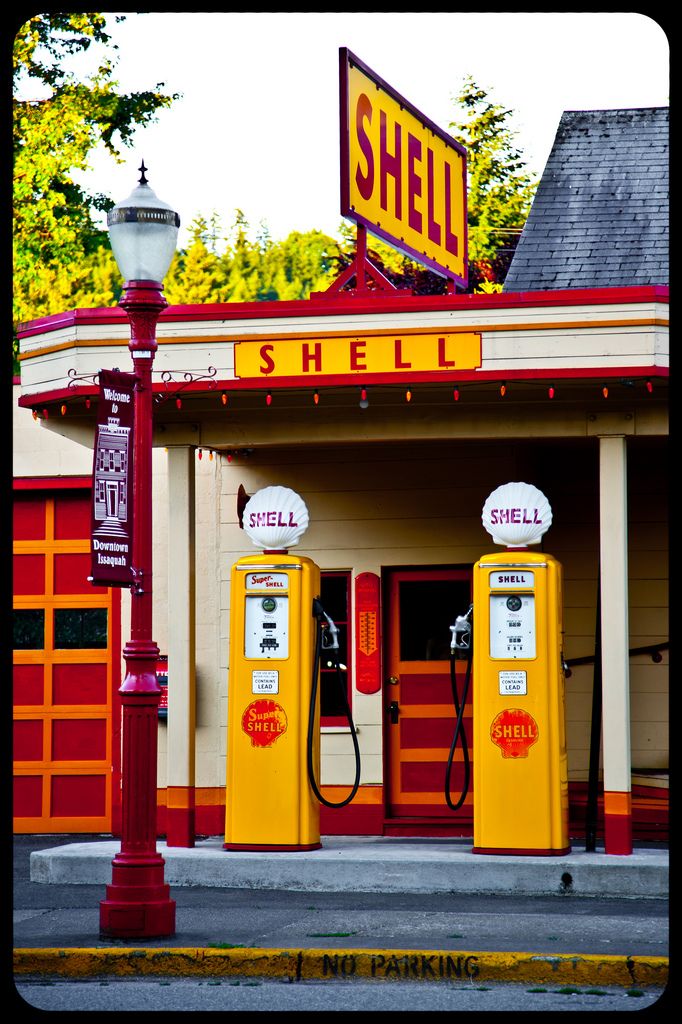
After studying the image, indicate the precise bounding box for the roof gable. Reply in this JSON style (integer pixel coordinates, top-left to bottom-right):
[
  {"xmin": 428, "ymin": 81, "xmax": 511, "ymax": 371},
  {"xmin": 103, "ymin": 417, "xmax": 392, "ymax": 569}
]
[{"xmin": 504, "ymin": 107, "xmax": 669, "ymax": 292}]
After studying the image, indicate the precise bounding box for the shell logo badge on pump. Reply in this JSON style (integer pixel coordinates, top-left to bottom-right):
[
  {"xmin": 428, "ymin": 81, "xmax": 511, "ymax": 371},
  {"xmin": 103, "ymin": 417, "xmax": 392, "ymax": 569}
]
[
  {"xmin": 241, "ymin": 699, "xmax": 288, "ymax": 747},
  {"xmin": 490, "ymin": 708, "xmax": 539, "ymax": 758}
]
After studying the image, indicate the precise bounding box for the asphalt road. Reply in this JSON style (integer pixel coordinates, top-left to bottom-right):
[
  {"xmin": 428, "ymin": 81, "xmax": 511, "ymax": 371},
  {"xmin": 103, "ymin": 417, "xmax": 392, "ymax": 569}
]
[{"xmin": 14, "ymin": 975, "xmax": 666, "ymax": 1013}]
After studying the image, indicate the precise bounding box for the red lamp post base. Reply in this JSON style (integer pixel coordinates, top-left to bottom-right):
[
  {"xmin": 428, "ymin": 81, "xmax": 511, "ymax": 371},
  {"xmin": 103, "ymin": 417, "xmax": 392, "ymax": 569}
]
[
  {"xmin": 100, "ymin": 855, "xmax": 176, "ymax": 938},
  {"xmin": 100, "ymin": 672, "xmax": 176, "ymax": 938}
]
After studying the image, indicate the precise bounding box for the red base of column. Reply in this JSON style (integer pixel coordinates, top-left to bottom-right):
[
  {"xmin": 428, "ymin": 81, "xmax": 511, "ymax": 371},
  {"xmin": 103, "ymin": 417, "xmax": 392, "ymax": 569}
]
[
  {"xmin": 604, "ymin": 791, "xmax": 633, "ymax": 854},
  {"xmin": 604, "ymin": 812, "xmax": 633, "ymax": 855},
  {"xmin": 166, "ymin": 805, "xmax": 196, "ymax": 848},
  {"xmin": 99, "ymin": 855, "xmax": 176, "ymax": 938}
]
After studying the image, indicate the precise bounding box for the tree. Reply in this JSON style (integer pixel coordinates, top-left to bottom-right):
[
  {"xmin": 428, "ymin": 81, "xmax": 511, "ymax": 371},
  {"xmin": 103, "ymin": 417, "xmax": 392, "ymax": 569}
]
[
  {"xmin": 163, "ymin": 211, "xmax": 341, "ymax": 305},
  {"xmin": 13, "ymin": 13, "xmax": 178, "ymax": 367},
  {"xmin": 164, "ymin": 216, "xmax": 228, "ymax": 305},
  {"xmin": 261, "ymin": 230, "xmax": 340, "ymax": 301},
  {"xmin": 448, "ymin": 76, "xmax": 537, "ymax": 287}
]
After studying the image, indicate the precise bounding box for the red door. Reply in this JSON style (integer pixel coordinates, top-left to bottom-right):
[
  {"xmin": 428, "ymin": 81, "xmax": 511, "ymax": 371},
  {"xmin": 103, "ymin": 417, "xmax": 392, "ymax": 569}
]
[
  {"xmin": 385, "ymin": 568, "xmax": 473, "ymax": 834},
  {"xmin": 13, "ymin": 489, "xmax": 122, "ymax": 833}
]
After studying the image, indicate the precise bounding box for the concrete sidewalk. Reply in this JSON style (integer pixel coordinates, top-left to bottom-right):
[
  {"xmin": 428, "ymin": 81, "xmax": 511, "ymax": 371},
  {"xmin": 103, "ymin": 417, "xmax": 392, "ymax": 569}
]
[{"xmin": 30, "ymin": 835, "xmax": 668, "ymax": 899}]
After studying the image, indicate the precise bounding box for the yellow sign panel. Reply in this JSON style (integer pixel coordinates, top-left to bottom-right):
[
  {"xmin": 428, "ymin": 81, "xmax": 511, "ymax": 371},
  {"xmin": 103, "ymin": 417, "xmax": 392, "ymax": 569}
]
[
  {"xmin": 234, "ymin": 332, "xmax": 481, "ymax": 382},
  {"xmin": 340, "ymin": 49, "xmax": 468, "ymax": 285}
]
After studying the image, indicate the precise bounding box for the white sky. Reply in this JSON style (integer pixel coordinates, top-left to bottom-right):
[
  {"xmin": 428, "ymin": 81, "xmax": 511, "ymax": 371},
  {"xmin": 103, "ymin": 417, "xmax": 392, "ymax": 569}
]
[{"xmin": 45, "ymin": 11, "xmax": 671, "ymax": 248}]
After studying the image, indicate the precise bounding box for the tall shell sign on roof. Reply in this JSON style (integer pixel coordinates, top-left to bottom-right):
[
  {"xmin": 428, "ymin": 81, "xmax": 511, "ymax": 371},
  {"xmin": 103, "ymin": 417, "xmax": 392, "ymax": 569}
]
[
  {"xmin": 481, "ymin": 482, "xmax": 552, "ymax": 548},
  {"xmin": 242, "ymin": 486, "xmax": 310, "ymax": 551}
]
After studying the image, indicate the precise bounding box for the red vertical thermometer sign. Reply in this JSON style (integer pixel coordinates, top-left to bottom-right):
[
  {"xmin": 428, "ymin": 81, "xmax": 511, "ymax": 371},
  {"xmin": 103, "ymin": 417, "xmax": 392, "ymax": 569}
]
[{"xmin": 355, "ymin": 572, "xmax": 382, "ymax": 694}]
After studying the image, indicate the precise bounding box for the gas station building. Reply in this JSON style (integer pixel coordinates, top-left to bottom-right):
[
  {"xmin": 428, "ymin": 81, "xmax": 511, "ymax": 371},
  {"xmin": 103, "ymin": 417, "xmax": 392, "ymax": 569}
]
[{"xmin": 13, "ymin": 99, "xmax": 668, "ymax": 855}]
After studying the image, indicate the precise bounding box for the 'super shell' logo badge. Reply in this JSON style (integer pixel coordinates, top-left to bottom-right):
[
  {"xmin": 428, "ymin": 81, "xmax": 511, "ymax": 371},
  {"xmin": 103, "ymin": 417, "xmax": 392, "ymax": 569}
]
[
  {"xmin": 242, "ymin": 699, "xmax": 288, "ymax": 747},
  {"xmin": 490, "ymin": 708, "xmax": 539, "ymax": 758}
]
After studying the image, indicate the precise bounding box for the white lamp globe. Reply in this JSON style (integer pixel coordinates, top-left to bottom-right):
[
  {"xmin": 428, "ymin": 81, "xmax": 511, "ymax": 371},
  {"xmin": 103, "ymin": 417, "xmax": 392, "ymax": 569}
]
[{"xmin": 107, "ymin": 162, "xmax": 180, "ymax": 284}]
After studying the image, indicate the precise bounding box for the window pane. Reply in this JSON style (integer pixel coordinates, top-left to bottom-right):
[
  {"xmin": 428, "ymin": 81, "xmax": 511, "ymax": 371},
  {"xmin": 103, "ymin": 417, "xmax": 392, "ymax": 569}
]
[
  {"xmin": 399, "ymin": 579, "xmax": 470, "ymax": 661},
  {"xmin": 319, "ymin": 575, "xmax": 348, "ymax": 623},
  {"xmin": 54, "ymin": 608, "xmax": 108, "ymax": 649},
  {"xmin": 320, "ymin": 573, "xmax": 351, "ymax": 720},
  {"xmin": 321, "ymin": 665, "xmax": 349, "ymax": 718},
  {"xmin": 13, "ymin": 609, "xmax": 45, "ymax": 650}
]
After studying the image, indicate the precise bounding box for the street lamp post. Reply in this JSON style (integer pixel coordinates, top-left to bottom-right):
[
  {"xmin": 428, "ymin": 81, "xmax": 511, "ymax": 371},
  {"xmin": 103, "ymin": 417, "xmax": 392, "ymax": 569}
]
[{"xmin": 99, "ymin": 163, "xmax": 179, "ymax": 939}]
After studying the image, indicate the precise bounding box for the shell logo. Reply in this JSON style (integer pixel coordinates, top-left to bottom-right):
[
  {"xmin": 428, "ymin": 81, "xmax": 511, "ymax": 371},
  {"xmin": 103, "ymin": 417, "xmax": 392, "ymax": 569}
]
[
  {"xmin": 242, "ymin": 486, "xmax": 309, "ymax": 550},
  {"xmin": 490, "ymin": 708, "xmax": 539, "ymax": 758},
  {"xmin": 481, "ymin": 481, "xmax": 552, "ymax": 548},
  {"xmin": 241, "ymin": 699, "xmax": 288, "ymax": 747}
]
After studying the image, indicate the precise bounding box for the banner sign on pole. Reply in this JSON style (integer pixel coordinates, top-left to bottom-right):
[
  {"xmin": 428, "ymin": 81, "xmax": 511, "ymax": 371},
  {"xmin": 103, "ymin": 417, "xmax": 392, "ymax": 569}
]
[{"xmin": 90, "ymin": 368, "xmax": 136, "ymax": 587}]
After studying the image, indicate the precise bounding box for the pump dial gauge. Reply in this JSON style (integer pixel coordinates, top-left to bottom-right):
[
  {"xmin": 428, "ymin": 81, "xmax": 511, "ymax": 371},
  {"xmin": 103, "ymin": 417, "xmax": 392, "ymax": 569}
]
[
  {"xmin": 506, "ymin": 595, "xmax": 523, "ymax": 612},
  {"xmin": 261, "ymin": 597, "xmax": 278, "ymax": 613}
]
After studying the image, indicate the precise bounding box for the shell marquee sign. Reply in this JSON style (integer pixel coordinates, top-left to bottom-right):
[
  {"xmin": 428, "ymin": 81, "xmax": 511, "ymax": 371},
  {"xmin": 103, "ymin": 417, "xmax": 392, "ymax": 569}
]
[
  {"xmin": 234, "ymin": 330, "xmax": 481, "ymax": 383},
  {"xmin": 339, "ymin": 48, "xmax": 468, "ymax": 287}
]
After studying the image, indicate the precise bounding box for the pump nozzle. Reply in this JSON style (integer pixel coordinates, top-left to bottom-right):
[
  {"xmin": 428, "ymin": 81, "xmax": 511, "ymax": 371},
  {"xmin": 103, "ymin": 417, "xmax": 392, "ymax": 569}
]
[
  {"xmin": 312, "ymin": 597, "xmax": 339, "ymax": 651},
  {"xmin": 450, "ymin": 603, "xmax": 473, "ymax": 657},
  {"xmin": 321, "ymin": 614, "xmax": 339, "ymax": 651}
]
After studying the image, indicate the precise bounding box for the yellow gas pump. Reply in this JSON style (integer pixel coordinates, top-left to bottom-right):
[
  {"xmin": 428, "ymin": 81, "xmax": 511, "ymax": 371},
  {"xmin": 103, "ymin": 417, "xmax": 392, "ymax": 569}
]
[
  {"xmin": 224, "ymin": 486, "xmax": 359, "ymax": 852},
  {"xmin": 471, "ymin": 483, "xmax": 569, "ymax": 855},
  {"xmin": 225, "ymin": 551, "xmax": 322, "ymax": 850}
]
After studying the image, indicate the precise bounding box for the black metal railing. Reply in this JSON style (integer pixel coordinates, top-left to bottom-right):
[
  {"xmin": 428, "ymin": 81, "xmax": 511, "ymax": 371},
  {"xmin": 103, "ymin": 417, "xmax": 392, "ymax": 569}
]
[{"xmin": 565, "ymin": 641, "xmax": 668, "ymax": 676}]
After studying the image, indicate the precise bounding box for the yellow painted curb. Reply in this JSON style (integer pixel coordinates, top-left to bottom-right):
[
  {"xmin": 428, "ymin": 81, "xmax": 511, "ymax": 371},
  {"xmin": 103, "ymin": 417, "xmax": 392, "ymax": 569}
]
[{"xmin": 14, "ymin": 948, "xmax": 668, "ymax": 988}]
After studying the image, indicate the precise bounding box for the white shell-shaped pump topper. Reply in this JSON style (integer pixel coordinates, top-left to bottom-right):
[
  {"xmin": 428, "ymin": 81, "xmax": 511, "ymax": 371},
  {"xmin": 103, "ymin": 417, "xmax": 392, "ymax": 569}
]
[
  {"xmin": 481, "ymin": 482, "xmax": 552, "ymax": 548},
  {"xmin": 242, "ymin": 486, "xmax": 310, "ymax": 551}
]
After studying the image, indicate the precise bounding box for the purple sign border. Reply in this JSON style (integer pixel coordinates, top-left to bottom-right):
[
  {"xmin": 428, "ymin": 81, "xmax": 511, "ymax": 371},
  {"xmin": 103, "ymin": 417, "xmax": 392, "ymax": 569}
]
[{"xmin": 90, "ymin": 368, "xmax": 136, "ymax": 587}]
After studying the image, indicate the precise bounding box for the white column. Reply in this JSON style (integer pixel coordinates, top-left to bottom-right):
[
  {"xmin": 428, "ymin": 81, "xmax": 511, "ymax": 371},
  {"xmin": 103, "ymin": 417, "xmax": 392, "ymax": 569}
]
[
  {"xmin": 166, "ymin": 446, "xmax": 196, "ymax": 844},
  {"xmin": 598, "ymin": 434, "xmax": 632, "ymax": 849}
]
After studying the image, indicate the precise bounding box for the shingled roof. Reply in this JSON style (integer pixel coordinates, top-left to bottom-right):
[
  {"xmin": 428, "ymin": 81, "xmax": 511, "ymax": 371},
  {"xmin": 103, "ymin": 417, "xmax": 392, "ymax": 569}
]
[{"xmin": 503, "ymin": 107, "xmax": 669, "ymax": 292}]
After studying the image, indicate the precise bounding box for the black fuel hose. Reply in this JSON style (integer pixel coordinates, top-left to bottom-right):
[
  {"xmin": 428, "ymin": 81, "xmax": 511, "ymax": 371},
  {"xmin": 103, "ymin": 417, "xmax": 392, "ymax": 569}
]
[
  {"xmin": 307, "ymin": 606, "xmax": 361, "ymax": 809},
  {"xmin": 444, "ymin": 648, "xmax": 472, "ymax": 811}
]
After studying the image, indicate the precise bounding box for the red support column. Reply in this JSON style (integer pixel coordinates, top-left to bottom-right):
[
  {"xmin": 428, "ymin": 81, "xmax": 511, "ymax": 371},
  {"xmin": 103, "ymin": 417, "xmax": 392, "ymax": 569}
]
[{"xmin": 100, "ymin": 281, "xmax": 176, "ymax": 938}]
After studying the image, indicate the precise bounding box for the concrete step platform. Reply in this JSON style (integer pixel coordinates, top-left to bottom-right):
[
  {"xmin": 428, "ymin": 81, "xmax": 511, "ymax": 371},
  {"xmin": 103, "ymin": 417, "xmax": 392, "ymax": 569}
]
[{"xmin": 30, "ymin": 836, "xmax": 668, "ymax": 899}]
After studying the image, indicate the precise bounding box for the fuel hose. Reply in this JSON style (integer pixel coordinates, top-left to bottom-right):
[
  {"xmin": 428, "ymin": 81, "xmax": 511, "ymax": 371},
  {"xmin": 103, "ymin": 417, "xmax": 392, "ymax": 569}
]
[
  {"xmin": 307, "ymin": 602, "xmax": 361, "ymax": 809},
  {"xmin": 445, "ymin": 646, "xmax": 473, "ymax": 811}
]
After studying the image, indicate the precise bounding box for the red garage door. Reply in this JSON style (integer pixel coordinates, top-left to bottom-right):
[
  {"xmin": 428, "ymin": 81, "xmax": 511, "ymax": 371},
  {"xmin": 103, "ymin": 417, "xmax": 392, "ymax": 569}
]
[{"xmin": 13, "ymin": 487, "xmax": 121, "ymax": 833}]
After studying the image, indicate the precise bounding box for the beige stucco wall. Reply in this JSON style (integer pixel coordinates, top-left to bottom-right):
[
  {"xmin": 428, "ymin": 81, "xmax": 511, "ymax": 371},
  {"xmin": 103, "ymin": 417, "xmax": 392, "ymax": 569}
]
[{"xmin": 127, "ymin": 445, "xmax": 224, "ymax": 791}]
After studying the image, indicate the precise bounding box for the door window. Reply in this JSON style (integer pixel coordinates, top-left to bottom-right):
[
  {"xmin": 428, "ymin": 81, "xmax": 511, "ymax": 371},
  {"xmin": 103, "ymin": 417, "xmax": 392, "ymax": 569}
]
[
  {"xmin": 399, "ymin": 579, "xmax": 470, "ymax": 661},
  {"xmin": 320, "ymin": 571, "xmax": 351, "ymax": 724}
]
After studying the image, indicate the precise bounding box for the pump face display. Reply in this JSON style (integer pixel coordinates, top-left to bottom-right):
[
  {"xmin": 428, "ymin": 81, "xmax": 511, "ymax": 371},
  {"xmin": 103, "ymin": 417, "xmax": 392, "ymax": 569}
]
[
  {"xmin": 489, "ymin": 593, "xmax": 536, "ymax": 659},
  {"xmin": 244, "ymin": 594, "xmax": 289, "ymax": 658}
]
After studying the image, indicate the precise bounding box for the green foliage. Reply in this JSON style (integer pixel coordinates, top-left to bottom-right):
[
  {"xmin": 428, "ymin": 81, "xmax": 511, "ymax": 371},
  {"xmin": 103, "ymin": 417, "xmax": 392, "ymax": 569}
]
[
  {"xmin": 165, "ymin": 211, "xmax": 341, "ymax": 306},
  {"xmin": 12, "ymin": 13, "xmax": 178, "ymax": 367},
  {"xmin": 449, "ymin": 75, "xmax": 537, "ymax": 281}
]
